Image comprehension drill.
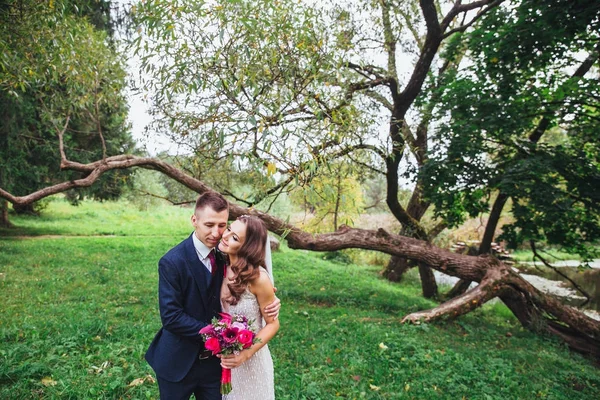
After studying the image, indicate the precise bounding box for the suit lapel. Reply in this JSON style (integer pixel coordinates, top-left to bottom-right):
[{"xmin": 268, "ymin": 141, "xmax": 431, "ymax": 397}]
[{"xmin": 183, "ymin": 234, "xmax": 210, "ymax": 308}]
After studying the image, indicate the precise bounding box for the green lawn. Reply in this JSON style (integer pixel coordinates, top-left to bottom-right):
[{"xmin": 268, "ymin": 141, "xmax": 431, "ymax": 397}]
[{"xmin": 1, "ymin": 199, "xmax": 599, "ymax": 399}]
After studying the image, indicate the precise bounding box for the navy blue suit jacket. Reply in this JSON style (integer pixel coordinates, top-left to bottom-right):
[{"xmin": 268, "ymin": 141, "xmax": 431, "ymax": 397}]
[{"xmin": 145, "ymin": 234, "xmax": 225, "ymax": 382}]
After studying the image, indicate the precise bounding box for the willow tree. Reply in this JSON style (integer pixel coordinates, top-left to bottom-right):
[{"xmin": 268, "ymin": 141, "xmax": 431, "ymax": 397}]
[
  {"xmin": 1, "ymin": 0, "xmax": 600, "ymax": 357},
  {"xmin": 0, "ymin": 0, "xmax": 135, "ymax": 226},
  {"xmin": 128, "ymin": 0, "xmax": 498, "ymax": 297}
]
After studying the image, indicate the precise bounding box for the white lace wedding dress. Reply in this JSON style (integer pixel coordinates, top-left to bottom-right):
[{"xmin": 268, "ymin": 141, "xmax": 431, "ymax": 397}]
[{"xmin": 222, "ymin": 268, "xmax": 275, "ymax": 400}]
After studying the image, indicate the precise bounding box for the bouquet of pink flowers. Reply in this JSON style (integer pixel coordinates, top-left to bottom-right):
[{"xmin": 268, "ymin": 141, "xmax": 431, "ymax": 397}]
[{"xmin": 199, "ymin": 312, "xmax": 260, "ymax": 394}]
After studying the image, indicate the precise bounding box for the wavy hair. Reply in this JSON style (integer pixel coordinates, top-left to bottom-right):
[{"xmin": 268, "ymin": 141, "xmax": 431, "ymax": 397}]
[{"xmin": 225, "ymin": 215, "xmax": 268, "ymax": 305}]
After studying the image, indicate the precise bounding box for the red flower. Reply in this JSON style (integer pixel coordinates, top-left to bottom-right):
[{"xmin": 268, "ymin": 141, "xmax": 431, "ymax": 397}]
[
  {"xmin": 205, "ymin": 337, "xmax": 221, "ymax": 355},
  {"xmin": 237, "ymin": 329, "xmax": 254, "ymax": 348},
  {"xmin": 222, "ymin": 327, "xmax": 239, "ymax": 343}
]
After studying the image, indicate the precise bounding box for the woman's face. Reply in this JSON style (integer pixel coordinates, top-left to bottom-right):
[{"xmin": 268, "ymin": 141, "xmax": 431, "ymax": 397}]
[{"xmin": 218, "ymin": 220, "xmax": 247, "ymax": 256}]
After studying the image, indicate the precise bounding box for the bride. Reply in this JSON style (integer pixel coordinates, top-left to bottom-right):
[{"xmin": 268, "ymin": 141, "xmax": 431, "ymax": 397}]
[{"xmin": 217, "ymin": 215, "xmax": 279, "ymax": 400}]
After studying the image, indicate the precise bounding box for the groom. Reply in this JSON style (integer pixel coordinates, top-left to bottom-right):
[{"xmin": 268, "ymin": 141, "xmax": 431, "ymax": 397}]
[{"xmin": 145, "ymin": 192, "xmax": 280, "ymax": 400}]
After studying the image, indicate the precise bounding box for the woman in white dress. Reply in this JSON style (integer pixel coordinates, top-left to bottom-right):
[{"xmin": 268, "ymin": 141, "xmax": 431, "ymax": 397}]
[{"xmin": 217, "ymin": 215, "xmax": 279, "ymax": 400}]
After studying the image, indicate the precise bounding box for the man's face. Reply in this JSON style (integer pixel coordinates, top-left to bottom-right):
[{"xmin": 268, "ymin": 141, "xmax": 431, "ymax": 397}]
[{"xmin": 191, "ymin": 206, "xmax": 229, "ymax": 248}]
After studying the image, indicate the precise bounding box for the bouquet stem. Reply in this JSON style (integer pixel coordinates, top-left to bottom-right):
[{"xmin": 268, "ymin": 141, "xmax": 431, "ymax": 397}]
[{"xmin": 220, "ymin": 367, "xmax": 232, "ymax": 394}]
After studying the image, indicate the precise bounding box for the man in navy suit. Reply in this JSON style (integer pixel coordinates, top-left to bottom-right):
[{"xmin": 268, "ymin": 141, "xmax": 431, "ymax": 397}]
[{"xmin": 145, "ymin": 192, "xmax": 279, "ymax": 400}]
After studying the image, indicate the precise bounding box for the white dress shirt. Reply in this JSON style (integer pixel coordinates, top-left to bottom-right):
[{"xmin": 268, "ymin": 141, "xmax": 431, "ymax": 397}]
[{"xmin": 191, "ymin": 232, "xmax": 214, "ymax": 273}]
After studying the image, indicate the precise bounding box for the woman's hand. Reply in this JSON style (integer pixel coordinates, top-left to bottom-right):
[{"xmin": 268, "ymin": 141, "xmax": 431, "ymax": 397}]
[{"xmin": 219, "ymin": 351, "xmax": 250, "ymax": 369}]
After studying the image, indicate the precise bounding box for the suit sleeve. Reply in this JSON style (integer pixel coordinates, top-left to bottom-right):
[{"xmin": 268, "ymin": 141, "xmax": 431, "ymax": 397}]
[{"xmin": 157, "ymin": 257, "xmax": 209, "ymax": 340}]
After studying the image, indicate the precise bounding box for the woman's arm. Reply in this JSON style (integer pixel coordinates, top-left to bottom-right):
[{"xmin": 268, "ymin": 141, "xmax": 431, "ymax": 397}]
[{"xmin": 219, "ymin": 269, "xmax": 280, "ymax": 368}]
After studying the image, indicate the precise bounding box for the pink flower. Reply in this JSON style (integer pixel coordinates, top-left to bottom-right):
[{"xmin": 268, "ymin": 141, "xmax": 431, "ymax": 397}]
[
  {"xmin": 238, "ymin": 329, "xmax": 254, "ymax": 348},
  {"xmin": 205, "ymin": 337, "xmax": 221, "ymax": 355},
  {"xmin": 200, "ymin": 325, "xmax": 215, "ymax": 335},
  {"xmin": 231, "ymin": 322, "xmax": 246, "ymax": 330},
  {"xmin": 222, "ymin": 327, "xmax": 239, "ymax": 343},
  {"xmin": 219, "ymin": 312, "xmax": 233, "ymax": 324}
]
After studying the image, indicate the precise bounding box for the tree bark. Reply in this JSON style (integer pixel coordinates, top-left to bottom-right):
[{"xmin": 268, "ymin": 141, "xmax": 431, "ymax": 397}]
[
  {"xmin": 418, "ymin": 262, "xmax": 438, "ymax": 299},
  {"xmin": 0, "ymin": 199, "xmax": 12, "ymax": 228},
  {"xmin": 444, "ymin": 279, "xmax": 472, "ymax": 300},
  {"xmin": 383, "ymin": 256, "xmax": 414, "ymax": 282},
  {"xmin": 479, "ymin": 192, "xmax": 509, "ymax": 254},
  {"xmin": 333, "ymin": 173, "xmax": 341, "ymax": 231},
  {"xmin": 383, "ymin": 189, "xmax": 438, "ymax": 297}
]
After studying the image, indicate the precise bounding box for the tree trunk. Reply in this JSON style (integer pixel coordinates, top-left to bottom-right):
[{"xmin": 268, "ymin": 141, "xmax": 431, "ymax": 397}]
[
  {"xmin": 13, "ymin": 202, "xmax": 37, "ymax": 215},
  {"xmin": 383, "ymin": 192, "xmax": 438, "ymax": 297},
  {"xmin": 479, "ymin": 192, "xmax": 509, "ymax": 254},
  {"xmin": 444, "ymin": 192, "xmax": 510, "ymax": 300},
  {"xmin": 444, "ymin": 279, "xmax": 472, "ymax": 300},
  {"xmin": 333, "ymin": 173, "xmax": 341, "ymax": 231},
  {"xmin": 418, "ymin": 262, "xmax": 438, "ymax": 299},
  {"xmin": 383, "ymin": 188, "xmax": 429, "ymax": 281},
  {"xmin": 0, "ymin": 198, "xmax": 12, "ymax": 228},
  {"xmin": 383, "ymin": 255, "xmax": 415, "ymax": 282}
]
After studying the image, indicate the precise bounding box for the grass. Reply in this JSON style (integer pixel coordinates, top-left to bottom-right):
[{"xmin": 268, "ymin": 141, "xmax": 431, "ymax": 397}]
[
  {"xmin": 1, "ymin": 198, "xmax": 599, "ymax": 399},
  {"xmin": 511, "ymin": 249, "xmax": 584, "ymax": 262},
  {"xmin": 0, "ymin": 197, "xmax": 192, "ymax": 237}
]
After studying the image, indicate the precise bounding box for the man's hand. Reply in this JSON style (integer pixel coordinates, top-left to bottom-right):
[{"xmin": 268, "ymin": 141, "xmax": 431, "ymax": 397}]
[{"xmin": 264, "ymin": 295, "xmax": 281, "ymax": 319}]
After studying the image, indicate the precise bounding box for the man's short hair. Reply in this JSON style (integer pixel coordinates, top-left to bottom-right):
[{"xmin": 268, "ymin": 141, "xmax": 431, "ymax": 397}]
[{"xmin": 195, "ymin": 192, "xmax": 228, "ymax": 214}]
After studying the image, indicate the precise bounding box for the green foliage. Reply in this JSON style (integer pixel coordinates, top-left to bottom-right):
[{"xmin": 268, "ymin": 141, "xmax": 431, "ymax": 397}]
[
  {"xmin": 131, "ymin": 0, "xmax": 380, "ymax": 209},
  {"xmin": 290, "ymin": 162, "xmax": 365, "ymax": 232},
  {"xmin": 0, "ymin": 0, "xmax": 136, "ymax": 211},
  {"xmin": 424, "ymin": 0, "xmax": 600, "ymax": 257},
  {"xmin": 1, "ymin": 200, "xmax": 599, "ymax": 399},
  {"xmin": 125, "ymin": 169, "xmax": 170, "ymax": 211}
]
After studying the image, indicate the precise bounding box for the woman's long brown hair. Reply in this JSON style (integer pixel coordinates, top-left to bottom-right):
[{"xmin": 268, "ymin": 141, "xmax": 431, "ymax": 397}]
[{"xmin": 225, "ymin": 215, "xmax": 268, "ymax": 305}]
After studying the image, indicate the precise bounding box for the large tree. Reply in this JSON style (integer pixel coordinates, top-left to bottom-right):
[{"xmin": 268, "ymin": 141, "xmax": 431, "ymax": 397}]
[
  {"xmin": 1, "ymin": 0, "xmax": 600, "ymax": 357},
  {"xmin": 0, "ymin": 0, "xmax": 135, "ymax": 226},
  {"xmin": 422, "ymin": 0, "xmax": 600, "ymax": 295},
  {"xmin": 127, "ymin": 0, "xmax": 600, "ymax": 296}
]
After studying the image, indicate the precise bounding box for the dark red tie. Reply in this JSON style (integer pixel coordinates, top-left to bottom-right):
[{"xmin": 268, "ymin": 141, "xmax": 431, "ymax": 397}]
[{"xmin": 208, "ymin": 250, "xmax": 217, "ymax": 275}]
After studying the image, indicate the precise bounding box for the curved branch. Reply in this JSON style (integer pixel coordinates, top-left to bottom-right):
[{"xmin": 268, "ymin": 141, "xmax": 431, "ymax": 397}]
[
  {"xmin": 345, "ymin": 62, "xmax": 387, "ymax": 80},
  {"xmin": 363, "ymin": 90, "xmax": 394, "ymax": 111},
  {"xmin": 397, "ymin": 0, "xmax": 442, "ymax": 115},
  {"xmin": 402, "ymin": 267, "xmax": 506, "ymax": 323},
  {"xmin": 442, "ymin": 0, "xmax": 504, "ymax": 38},
  {"xmin": 2, "ymin": 155, "xmax": 599, "ymax": 354}
]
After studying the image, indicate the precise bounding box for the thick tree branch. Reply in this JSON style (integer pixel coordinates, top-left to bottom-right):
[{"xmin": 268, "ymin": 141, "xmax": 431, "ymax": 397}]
[
  {"xmin": 396, "ymin": 0, "xmax": 442, "ymax": 115},
  {"xmin": 402, "ymin": 267, "xmax": 506, "ymax": 323},
  {"xmin": 2, "ymin": 155, "xmax": 599, "ymax": 355}
]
